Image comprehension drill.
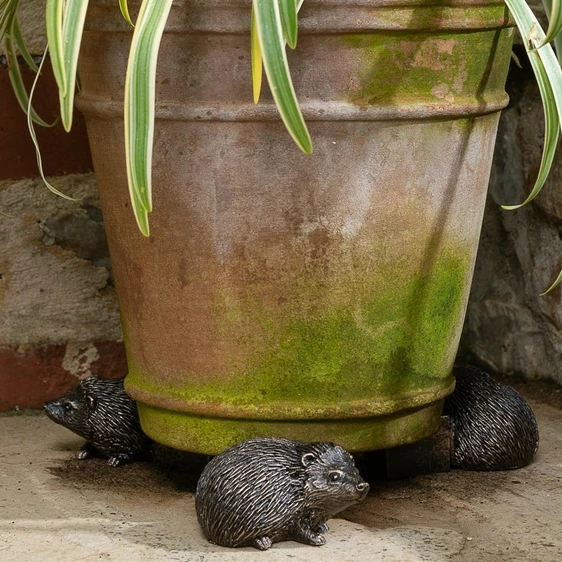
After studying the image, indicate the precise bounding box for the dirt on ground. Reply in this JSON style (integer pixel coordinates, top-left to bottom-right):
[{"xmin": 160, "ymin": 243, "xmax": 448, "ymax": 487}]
[{"xmin": 497, "ymin": 373, "xmax": 562, "ymax": 410}]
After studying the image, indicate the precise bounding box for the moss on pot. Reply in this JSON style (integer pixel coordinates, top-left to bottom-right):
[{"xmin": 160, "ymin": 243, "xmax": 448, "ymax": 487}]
[{"xmin": 126, "ymin": 248, "xmax": 468, "ymax": 416}]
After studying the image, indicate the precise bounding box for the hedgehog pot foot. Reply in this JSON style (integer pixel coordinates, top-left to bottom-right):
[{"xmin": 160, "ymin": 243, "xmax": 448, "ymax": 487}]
[
  {"xmin": 44, "ymin": 377, "xmax": 152, "ymax": 466},
  {"xmin": 195, "ymin": 438, "xmax": 369, "ymax": 550},
  {"xmin": 444, "ymin": 365, "xmax": 540, "ymax": 471}
]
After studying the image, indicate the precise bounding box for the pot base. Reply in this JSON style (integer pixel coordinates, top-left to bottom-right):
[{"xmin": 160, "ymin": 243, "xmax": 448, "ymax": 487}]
[{"xmin": 136, "ymin": 401, "xmax": 445, "ymax": 455}]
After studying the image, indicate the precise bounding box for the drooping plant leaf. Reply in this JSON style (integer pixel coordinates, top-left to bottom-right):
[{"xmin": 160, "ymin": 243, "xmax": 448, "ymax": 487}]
[
  {"xmin": 5, "ymin": 28, "xmax": 53, "ymax": 126},
  {"xmin": 45, "ymin": 0, "xmax": 67, "ymax": 97},
  {"xmin": 0, "ymin": 0, "xmax": 19, "ymax": 39},
  {"xmin": 119, "ymin": 0, "xmax": 135, "ymax": 27},
  {"xmin": 12, "ymin": 15, "xmax": 37, "ymax": 71},
  {"xmin": 541, "ymin": 0, "xmax": 562, "ymax": 49},
  {"xmin": 1, "ymin": 2, "xmax": 54, "ymax": 127},
  {"xmin": 501, "ymin": 42, "xmax": 559, "ymax": 210},
  {"xmin": 253, "ymin": 0, "xmax": 312, "ymax": 154},
  {"xmin": 58, "ymin": 0, "xmax": 89, "ymax": 132},
  {"xmin": 541, "ymin": 268, "xmax": 562, "ymax": 294},
  {"xmin": 279, "ymin": 0, "xmax": 298, "ymax": 49},
  {"xmin": 504, "ymin": 0, "xmax": 562, "ymax": 293},
  {"xmin": 251, "ymin": 0, "xmax": 305, "ymax": 104},
  {"xmin": 250, "ymin": 4, "xmax": 263, "ymax": 104},
  {"xmin": 124, "ymin": 0, "xmax": 173, "ymax": 235},
  {"xmin": 502, "ymin": 0, "xmax": 562, "ymax": 211},
  {"xmin": 27, "ymin": 48, "xmax": 77, "ymax": 201}
]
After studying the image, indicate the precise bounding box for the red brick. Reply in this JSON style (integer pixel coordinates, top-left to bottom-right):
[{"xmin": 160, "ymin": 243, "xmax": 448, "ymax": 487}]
[
  {"xmin": 0, "ymin": 58, "xmax": 93, "ymax": 180},
  {"xmin": 90, "ymin": 341, "xmax": 128, "ymax": 379},
  {"xmin": 0, "ymin": 342, "xmax": 127, "ymax": 411}
]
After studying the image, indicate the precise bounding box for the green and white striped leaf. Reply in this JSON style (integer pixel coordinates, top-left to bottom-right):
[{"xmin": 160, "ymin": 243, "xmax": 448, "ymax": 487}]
[
  {"xmin": 251, "ymin": 0, "xmax": 304, "ymax": 103},
  {"xmin": 45, "ymin": 0, "xmax": 67, "ymax": 97},
  {"xmin": 502, "ymin": 0, "xmax": 562, "ymax": 210},
  {"xmin": 12, "ymin": 14, "xmax": 37, "ymax": 71},
  {"xmin": 501, "ymin": 39, "xmax": 559, "ymax": 210},
  {"xmin": 5, "ymin": 28, "xmax": 53, "ymax": 126},
  {"xmin": 27, "ymin": 49, "xmax": 77, "ymax": 201},
  {"xmin": 1, "ymin": 1, "xmax": 53, "ymax": 127},
  {"xmin": 541, "ymin": 0, "xmax": 562, "ymax": 49},
  {"xmin": 58, "ymin": 0, "xmax": 89, "ymax": 132},
  {"xmin": 119, "ymin": 0, "xmax": 135, "ymax": 27},
  {"xmin": 124, "ymin": 0, "xmax": 173, "ymax": 235},
  {"xmin": 502, "ymin": 54, "xmax": 558, "ymax": 211},
  {"xmin": 250, "ymin": 4, "xmax": 263, "ymax": 103},
  {"xmin": 541, "ymin": 268, "xmax": 562, "ymax": 294},
  {"xmin": 279, "ymin": 0, "xmax": 298, "ymax": 49},
  {"xmin": 0, "ymin": 0, "xmax": 20, "ymax": 39},
  {"xmin": 253, "ymin": 0, "xmax": 312, "ymax": 154},
  {"xmin": 504, "ymin": 0, "xmax": 562, "ymax": 292}
]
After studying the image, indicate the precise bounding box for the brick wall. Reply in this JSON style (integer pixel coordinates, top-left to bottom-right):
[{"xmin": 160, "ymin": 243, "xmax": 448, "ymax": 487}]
[{"xmin": 0, "ymin": 52, "xmax": 126, "ymax": 410}]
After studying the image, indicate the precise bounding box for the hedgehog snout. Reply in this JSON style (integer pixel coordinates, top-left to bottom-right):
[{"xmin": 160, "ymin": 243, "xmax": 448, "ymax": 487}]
[
  {"xmin": 44, "ymin": 401, "xmax": 64, "ymax": 422},
  {"xmin": 356, "ymin": 481, "xmax": 369, "ymax": 499}
]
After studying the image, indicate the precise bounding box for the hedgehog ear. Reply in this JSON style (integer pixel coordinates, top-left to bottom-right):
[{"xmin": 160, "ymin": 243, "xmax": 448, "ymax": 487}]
[
  {"xmin": 301, "ymin": 452, "xmax": 317, "ymax": 467},
  {"xmin": 86, "ymin": 394, "xmax": 97, "ymax": 411}
]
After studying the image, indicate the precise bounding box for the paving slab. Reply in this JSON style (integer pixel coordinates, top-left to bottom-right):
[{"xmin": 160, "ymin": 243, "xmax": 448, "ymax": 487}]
[{"xmin": 0, "ymin": 397, "xmax": 561, "ymax": 562}]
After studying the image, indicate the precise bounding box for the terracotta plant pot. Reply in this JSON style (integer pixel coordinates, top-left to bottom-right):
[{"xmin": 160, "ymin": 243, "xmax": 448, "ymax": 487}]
[{"xmin": 77, "ymin": 0, "xmax": 514, "ymax": 454}]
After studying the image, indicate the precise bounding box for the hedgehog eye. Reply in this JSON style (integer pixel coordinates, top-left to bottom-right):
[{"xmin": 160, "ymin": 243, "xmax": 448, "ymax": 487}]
[
  {"xmin": 62, "ymin": 402, "xmax": 73, "ymax": 413},
  {"xmin": 328, "ymin": 471, "xmax": 342, "ymax": 483}
]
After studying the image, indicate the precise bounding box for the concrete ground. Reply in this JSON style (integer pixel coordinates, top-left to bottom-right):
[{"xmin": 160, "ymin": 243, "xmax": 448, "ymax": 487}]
[{"xmin": 1, "ymin": 387, "xmax": 561, "ymax": 561}]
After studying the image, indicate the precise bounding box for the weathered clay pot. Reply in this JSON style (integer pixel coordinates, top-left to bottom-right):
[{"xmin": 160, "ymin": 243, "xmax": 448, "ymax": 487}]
[{"xmin": 77, "ymin": 0, "xmax": 514, "ymax": 454}]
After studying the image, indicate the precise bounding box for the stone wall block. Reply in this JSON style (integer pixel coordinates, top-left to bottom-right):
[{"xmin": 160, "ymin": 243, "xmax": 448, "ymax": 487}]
[
  {"xmin": 0, "ymin": 174, "xmax": 122, "ymax": 346},
  {"xmin": 460, "ymin": 59, "xmax": 562, "ymax": 384}
]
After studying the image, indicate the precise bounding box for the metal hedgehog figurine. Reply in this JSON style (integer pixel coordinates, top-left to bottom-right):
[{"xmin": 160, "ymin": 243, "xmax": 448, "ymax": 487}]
[
  {"xmin": 195, "ymin": 437, "xmax": 369, "ymax": 550},
  {"xmin": 44, "ymin": 377, "xmax": 151, "ymax": 467},
  {"xmin": 444, "ymin": 365, "xmax": 539, "ymax": 471}
]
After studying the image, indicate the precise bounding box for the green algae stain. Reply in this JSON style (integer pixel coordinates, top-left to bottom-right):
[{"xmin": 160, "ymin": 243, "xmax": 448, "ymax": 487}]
[
  {"xmin": 128, "ymin": 248, "xmax": 469, "ymax": 413},
  {"xmin": 137, "ymin": 401, "xmax": 445, "ymax": 455},
  {"xmin": 342, "ymin": 28, "xmax": 513, "ymax": 106},
  {"xmin": 245, "ymin": 250, "xmax": 468, "ymax": 406}
]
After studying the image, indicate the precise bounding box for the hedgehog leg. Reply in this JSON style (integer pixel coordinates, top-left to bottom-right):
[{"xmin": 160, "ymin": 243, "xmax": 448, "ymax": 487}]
[
  {"xmin": 107, "ymin": 453, "xmax": 133, "ymax": 467},
  {"xmin": 77, "ymin": 442, "xmax": 99, "ymax": 460},
  {"xmin": 294, "ymin": 524, "xmax": 326, "ymax": 546},
  {"xmin": 252, "ymin": 536, "xmax": 272, "ymax": 551}
]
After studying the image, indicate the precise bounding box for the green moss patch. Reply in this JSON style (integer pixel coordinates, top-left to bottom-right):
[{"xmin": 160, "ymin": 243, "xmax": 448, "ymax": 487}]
[
  {"xmin": 343, "ymin": 28, "xmax": 513, "ymax": 105},
  {"xmin": 127, "ymin": 246, "xmax": 469, "ymax": 414}
]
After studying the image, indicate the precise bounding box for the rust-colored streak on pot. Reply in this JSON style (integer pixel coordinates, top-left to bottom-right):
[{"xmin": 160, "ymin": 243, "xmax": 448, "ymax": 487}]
[{"xmin": 77, "ymin": 0, "xmax": 514, "ymax": 452}]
